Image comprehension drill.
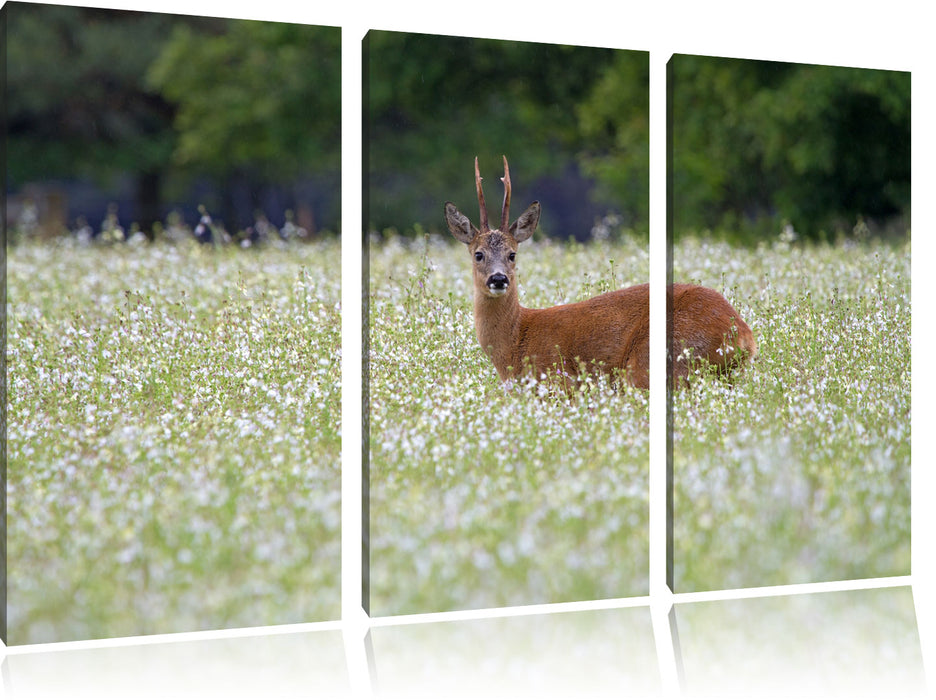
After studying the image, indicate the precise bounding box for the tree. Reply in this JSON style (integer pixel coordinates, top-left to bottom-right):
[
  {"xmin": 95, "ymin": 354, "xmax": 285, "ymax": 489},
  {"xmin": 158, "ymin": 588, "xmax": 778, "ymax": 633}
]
[
  {"xmin": 756, "ymin": 65, "xmax": 910, "ymax": 236},
  {"xmin": 575, "ymin": 50, "xmax": 650, "ymax": 230},
  {"xmin": 668, "ymin": 55, "xmax": 910, "ymax": 240},
  {"xmin": 6, "ymin": 4, "xmax": 200, "ymax": 233},
  {"xmin": 147, "ymin": 19, "xmax": 341, "ymax": 234},
  {"xmin": 147, "ymin": 20, "xmax": 340, "ymax": 179},
  {"xmin": 365, "ymin": 31, "xmax": 648, "ymax": 238},
  {"xmin": 7, "ymin": 6, "xmax": 341, "ymax": 237}
]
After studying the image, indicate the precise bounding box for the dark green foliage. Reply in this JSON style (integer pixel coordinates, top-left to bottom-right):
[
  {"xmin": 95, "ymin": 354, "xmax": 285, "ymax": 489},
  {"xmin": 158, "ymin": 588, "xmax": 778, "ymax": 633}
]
[
  {"xmin": 366, "ymin": 31, "xmax": 649, "ymax": 238},
  {"xmin": 6, "ymin": 4, "xmax": 185, "ymax": 182},
  {"xmin": 669, "ymin": 55, "xmax": 910, "ymax": 241},
  {"xmin": 147, "ymin": 19, "xmax": 341, "ymax": 179},
  {"xmin": 6, "ymin": 4, "xmax": 340, "ymax": 234},
  {"xmin": 576, "ymin": 51, "xmax": 650, "ymax": 230}
]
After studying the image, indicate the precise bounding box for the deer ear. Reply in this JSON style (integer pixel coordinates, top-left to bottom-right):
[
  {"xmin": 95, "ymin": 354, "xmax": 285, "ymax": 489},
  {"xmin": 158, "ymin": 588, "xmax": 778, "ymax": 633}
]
[
  {"xmin": 445, "ymin": 202, "xmax": 477, "ymax": 244},
  {"xmin": 510, "ymin": 201, "xmax": 540, "ymax": 242}
]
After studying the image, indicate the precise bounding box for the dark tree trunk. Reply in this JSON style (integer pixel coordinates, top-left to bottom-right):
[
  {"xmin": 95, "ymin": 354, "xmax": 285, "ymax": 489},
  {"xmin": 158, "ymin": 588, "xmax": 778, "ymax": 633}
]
[{"xmin": 135, "ymin": 169, "xmax": 162, "ymax": 239}]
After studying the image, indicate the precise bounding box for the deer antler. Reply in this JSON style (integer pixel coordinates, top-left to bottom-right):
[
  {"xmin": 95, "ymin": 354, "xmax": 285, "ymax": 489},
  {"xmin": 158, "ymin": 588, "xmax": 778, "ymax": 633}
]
[
  {"xmin": 475, "ymin": 157, "xmax": 490, "ymax": 232},
  {"xmin": 500, "ymin": 155, "xmax": 511, "ymax": 233}
]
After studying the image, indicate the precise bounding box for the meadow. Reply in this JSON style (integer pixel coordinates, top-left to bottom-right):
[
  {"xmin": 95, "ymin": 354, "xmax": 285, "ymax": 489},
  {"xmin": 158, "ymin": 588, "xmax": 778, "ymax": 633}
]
[
  {"xmin": 6, "ymin": 237, "xmax": 341, "ymax": 643},
  {"xmin": 671, "ymin": 234, "xmax": 911, "ymax": 591},
  {"xmin": 367, "ymin": 232, "xmax": 651, "ymax": 615},
  {"xmin": 7, "ymin": 227, "xmax": 909, "ymax": 638},
  {"xmin": 368, "ymin": 228, "xmax": 910, "ymax": 613}
]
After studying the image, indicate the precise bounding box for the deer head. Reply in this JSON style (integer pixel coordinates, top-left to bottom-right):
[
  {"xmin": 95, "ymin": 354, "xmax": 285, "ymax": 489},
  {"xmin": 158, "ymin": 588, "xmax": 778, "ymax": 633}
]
[{"xmin": 445, "ymin": 156, "xmax": 541, "ymax": 298}]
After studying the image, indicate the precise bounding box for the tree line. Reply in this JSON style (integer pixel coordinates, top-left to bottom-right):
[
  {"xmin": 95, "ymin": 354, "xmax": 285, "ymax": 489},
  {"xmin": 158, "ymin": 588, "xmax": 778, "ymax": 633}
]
[
  {"xmin": 367, "ymin": 34, "xmax": 908, "ymax": 242},
  {"xmin": 669, "ymin": 54, "xmax": 910, "ymax": 242},
  {"xmin": 6, "ymin": 4, "xmax": 340, "ymax": 237},
  {"xmin": 365, "ymin": 31, "xmax": 649, "ymax": 240},
  {"xmin": 6, "ymin": 6, "xmax": 909, "ymax": 243}
]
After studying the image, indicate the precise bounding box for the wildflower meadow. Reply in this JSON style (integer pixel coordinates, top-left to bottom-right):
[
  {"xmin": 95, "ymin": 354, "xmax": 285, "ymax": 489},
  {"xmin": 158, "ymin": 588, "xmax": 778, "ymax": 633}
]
[
  {"xmin": 671, "ymin": 234, "xmax": 911, "ymax": 591},
  {"xmin": 6, "ymin": 224, "xmax": 910, "ymax": 638},
  {"xmin": 6, "ymin": 237, "xmax": 341, "ymax": 643},
  {"xmin": 368, "ymin": 228, "xmax": 910, "ymax": 613},
  {"xmin": 367, "ymin": 232, "xmax": 651, "ymax": 615}
]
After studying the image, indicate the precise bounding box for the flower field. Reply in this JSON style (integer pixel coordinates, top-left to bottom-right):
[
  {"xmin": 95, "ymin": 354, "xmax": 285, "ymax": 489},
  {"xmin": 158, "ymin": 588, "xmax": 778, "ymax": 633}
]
[
  {"xmin": 6, "ymin": 238, "xmax": 342, "ymax": 643},
  {"xmin": 368, "ymin": 230, "xmax": 911, "ymax": 613},
  {"xmin": 6, "ymin": 228, "xmax": 909, "ymax": 638},
  {"xmin": 671, "ymin": 235, "xmax": 911, "ymax": 591},
  {"xmin": 367, "ymin": 233, "xmax": 651, "ymax": 615}
]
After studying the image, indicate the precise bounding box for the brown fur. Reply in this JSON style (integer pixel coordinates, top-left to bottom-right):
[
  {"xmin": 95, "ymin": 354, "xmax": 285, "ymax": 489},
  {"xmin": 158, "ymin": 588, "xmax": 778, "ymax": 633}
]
[
  {"xmin": 475, "ymin": 280, "xmax": 651, "ymax": 388},
  {"xmin": 668, "ymin": 283, "xmax": 757, "ymax": 386},
  {"xmin": 445, "ymin": 158, "xmax": 755, "ymax": 390}
]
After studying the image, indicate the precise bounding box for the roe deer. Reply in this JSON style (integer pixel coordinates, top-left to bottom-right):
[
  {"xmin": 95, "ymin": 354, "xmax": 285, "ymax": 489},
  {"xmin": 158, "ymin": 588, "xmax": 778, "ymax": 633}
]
[{"xmin": 444, "ymin": 156, "xmax": 756, "ymax": 390}]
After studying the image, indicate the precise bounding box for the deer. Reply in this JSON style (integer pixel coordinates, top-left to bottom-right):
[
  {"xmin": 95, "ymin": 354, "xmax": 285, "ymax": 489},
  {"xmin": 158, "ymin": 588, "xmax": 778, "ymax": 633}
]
[{"xmin": 444, "ymin": 156, "xmax": 756, "ymax": 390}]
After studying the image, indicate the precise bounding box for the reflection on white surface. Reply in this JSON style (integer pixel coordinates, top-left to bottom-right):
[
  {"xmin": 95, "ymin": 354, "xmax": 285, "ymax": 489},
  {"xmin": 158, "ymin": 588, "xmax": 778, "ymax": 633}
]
[
  {"xmin": 370, "ymin": 606, "xmax": 660, "ymax": 699},
  {"xmin": 3, "ymin": 586, "xmax": 925, "ymax": 699},
  {"xmin": 3, "ymin": 629, "xmax": 352, "ymax": 700},
  {"xmin": 674, "ymin": 586, "xmax": 926, "ymax": 699}
]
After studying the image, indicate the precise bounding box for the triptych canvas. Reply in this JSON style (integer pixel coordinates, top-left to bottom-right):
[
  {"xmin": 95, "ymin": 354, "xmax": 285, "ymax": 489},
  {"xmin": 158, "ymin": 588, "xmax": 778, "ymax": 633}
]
[{"xmin": 2, "ymin": 1, "xmax": 924, "ymax": 696}]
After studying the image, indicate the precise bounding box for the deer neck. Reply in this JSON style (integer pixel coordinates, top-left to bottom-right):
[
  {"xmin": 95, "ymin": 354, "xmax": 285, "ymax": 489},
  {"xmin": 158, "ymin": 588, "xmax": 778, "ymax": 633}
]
[{"xmin": 473, "ymin": 286, "xmax": 523, "ymax": 379}]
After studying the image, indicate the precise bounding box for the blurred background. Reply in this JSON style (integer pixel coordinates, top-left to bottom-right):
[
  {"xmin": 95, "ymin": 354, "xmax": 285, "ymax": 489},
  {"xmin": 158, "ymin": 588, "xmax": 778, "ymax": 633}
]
[
  {"xmin": 669, "ymin": 54, "xmax": 910, "ymax": 243},
  {"xmin": 5, "ymin": 9, "xmax": 909, "ymax": 246},
  {"xmin": 5, "ymin": 3, "xmax": 340, "ymax": 243},
  {"xmin": 365, "ymin": 31, "xmax": 650, "ymax": 241}
]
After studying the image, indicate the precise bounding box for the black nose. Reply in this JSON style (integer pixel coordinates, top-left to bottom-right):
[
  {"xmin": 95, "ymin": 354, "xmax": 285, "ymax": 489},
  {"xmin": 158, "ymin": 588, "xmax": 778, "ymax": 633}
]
[{"xmin": 487, "ymin": 273, "xmax": 509, "ymax": 290}]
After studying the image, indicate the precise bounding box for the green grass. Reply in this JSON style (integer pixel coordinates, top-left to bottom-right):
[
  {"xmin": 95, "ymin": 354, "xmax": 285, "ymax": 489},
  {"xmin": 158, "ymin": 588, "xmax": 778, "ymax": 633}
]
[
  {"xmin": 367, "ymin": 233, "xmax": 651, "ymax": 615},
  {"xmin": 8, "ymin": 228, "xmax": 907, "ymax": 638},
  {"xmin": 671, "ymin": 234, "xmax": 911, "ymax": 591},
  {"xmin": 368, "ymin": 231, "xmax": 910, "ymax": 611},
  {"xmin": 6, "ymin": 238, "xmax": 341, "ymax": 643}
]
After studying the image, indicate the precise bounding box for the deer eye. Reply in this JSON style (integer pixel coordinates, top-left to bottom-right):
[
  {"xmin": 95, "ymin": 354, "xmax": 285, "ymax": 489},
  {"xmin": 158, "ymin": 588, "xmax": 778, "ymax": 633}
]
[
  {"xmin": 508, "ymin": 252, "xmax": 516, "ymax": 262},
  {"xmin": 474, "ymin": 251, "xmax": 484, "ymax": 262}
]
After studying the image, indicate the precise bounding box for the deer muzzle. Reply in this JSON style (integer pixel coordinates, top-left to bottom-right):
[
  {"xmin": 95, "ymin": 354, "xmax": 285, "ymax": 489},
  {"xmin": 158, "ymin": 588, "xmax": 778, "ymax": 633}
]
[{"xmin": 486, "ymin": 273, "xmax": 510, "ymax": 296}]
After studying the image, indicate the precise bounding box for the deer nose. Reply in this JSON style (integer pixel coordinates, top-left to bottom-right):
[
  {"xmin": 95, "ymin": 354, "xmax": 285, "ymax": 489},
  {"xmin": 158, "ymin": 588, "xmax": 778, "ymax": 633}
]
[{"xmin": 487, "ymin": 273, "xmax": 509, "ymax": 294}]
